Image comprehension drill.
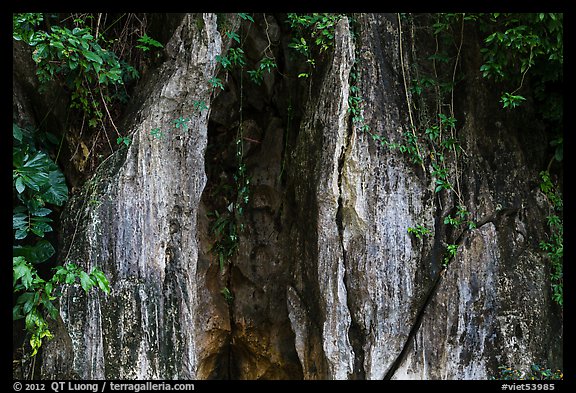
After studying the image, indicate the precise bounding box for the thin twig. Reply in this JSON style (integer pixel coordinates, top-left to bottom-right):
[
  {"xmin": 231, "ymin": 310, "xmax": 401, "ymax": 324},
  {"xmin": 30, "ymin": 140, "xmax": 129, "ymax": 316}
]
[
  {"xmin": 512, "ymin": 46, "xmax": 533, "ymax": 95},
  {"xmin": 261, "ymin": 13, "xmax": 274, "ymax": 58},
  {"xmin": 98, "ymin": 84, "xmax": 122, "ymax": 138}
]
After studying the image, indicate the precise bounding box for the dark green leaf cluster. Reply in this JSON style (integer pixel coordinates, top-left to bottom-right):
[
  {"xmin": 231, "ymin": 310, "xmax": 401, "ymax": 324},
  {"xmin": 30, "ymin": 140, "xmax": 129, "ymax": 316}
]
[
  {"xmin": 287, "ymin": 13, "xmax": 342, "ymax": 52},
  {"xmin": 539, "ymin": 171, "xmax": 563, "ymax": 306},
  {"xmin": 13, "ymin": 257, "xmax": 110, "ymax": 356},
  {"xmin": 13, "ymin": 13, "xmax": 140, "ymax": 130},
  {"xmin": 216, "ymin": 47, "xmax": 246, "ymax": 71},
  {"xmin": 13, "ymin": 124, "xmax": 68, "ymax": 241},
  {"xmin": 136, "ymin": 34, "xmax": 163, "ymax": 52},
  {"xmin": 407, "ymin": 225, "xmax": 431, "ymax": 240},
  {"xmin": 478, "ymin": 12, "xmax": 564, "ymax": 156},
  {"xmin": 208, "ymin": 210, "xmax": 240, "ymax": 272},
  {"xmin": 13, "ymin": 123, "xmax": 110, "ymax": 357},
  {"xmin": 247, "ymin": 57, "xmax": 277, "ymax": 85},
  {"xmin": 287, "ymin": 13, "xmax": 343, "ymax": 78},
  {"xmin": 479, "ymin": 14, "xmax": 562, "ymax": 83}
]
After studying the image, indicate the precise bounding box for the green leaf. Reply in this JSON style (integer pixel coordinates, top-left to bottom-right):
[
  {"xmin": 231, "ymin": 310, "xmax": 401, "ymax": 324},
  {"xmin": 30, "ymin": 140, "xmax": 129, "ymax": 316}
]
[
  {"xmin": 83, "ymin": 50, "xmax": 103, "ymax": 64},
  {"xmin": 13, "ymin": 257, "xmax": 33, "ymax": 289},
  {"xmin": 65, "ymin": 271, "xmax": 76, "ymax": 285},
  {"xmin": 13, "ymin": 304, "xmax": 24, "ymax": 320},
  {"xmin": 23, "ymin": 294, "xmax": 38, "ymax": 315},
  {"xmin": 225, "ymin": 31, "xmax": 240, "ymax": 44},
  {"xmin": 31, "ymin": 207, "xmax": 52, "ymax": 217},
  {"xmin": 117, "ymin": 136, "xmax": 131, "ymax": 147},
  {"xmin": 13, "ymin": 211, "xmax": 28, "ymax": 231},
  {"xmin": 30, "ymin": 226, "xmax": 47, "ymax": 238},
  {"xmin": 13, "ymin": 123, "xmax": 24, "ymax": 142},
  {"xmin": 40, "ymin": 169, "xmax": 68, "ymax": 206},
  {"xmin": 238, "ymin": 13, "xmax": 255, "ymax": 23},
  {"xmin": 150, "ymin": 128, "xmax": 163, "ymax": 139},
  {"xmin": 15, "ymin": 229, "xmax": 28, "ymax": 240},
  {"xmin": 15, "ymin": 151, "xmax": 52, "ymax": 192},
  {"xmin": 42, "ymin": 296, "xmax": 59, "ymax": 320},
  {"xmin": 13, "ymin": 240, "xmax": 55, "ymax": 265},
  {"xmin": 79, "ymin": 271, "xmax": 94, "ymax": 292},
  {"xmin": 45, "ymin": 281, "xmax": 53, "ymax": 297},
  {"xmin": 15, "ymin": 176, "xmax": 25, "ymax": 193},
  {"xmin": 137, "ymin": 34, "xmax": 163, "ymax": 49},
  {"xmin": 91, "ymin": 269, "xmax": 110, "ymax": 294}
]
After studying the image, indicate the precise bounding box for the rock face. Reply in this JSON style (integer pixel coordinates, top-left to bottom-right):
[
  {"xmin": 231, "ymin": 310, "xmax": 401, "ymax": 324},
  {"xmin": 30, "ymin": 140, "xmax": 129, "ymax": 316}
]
[
  {"xmin": 18, "ymin": 13, "xmax": 561, "ymax": 380},
  {"xmin": 41, "ymin": 13, "xmax": 223, "ymax": 379}
]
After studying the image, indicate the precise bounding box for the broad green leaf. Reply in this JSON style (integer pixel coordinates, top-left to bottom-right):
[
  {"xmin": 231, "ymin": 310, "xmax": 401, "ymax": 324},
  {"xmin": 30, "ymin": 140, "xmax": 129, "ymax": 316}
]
[
  {"xmin": 65, "ymin": 271, "xmax": 76, "ymax": 285},
  {"xmin": 40, "ymin": 169, "xmax": 68, "ymax": 206},
  {"xmin": 42, "ymin": 296, "xmax": 59, "ymax": 320},
  {"xmin": 30, "ymin": 226, "xmax": 48, "ymax": 237},
  {"xmin": 23, "ymin": 293, "xmax": 40, "ymax": 315},
  {"xmin": 79, "ymin": 271, "xmax": 94, "ymax": 292},
  {"xmin": 49, "ymin": 40, "xmax": 64, "ymax": 50},
  {"xmin": 13, "ymin": 304, "xmax": 24, "ymax": 320},
  {"xmin": 13, "ymin": 123, "xmax": 23, "ymax": 142},
  {"xmin": 15, "ymin": 229, "xmax": 28, "ymax": 240},
  {"xmin": 21, "ymin": 173, "xmax": 45, "ymax": 192},
  {"xmin": 83, "ymin": 50, "xmax": 103, "ymax": 64},
  {"xmin": 31, "ymin": 207, "xmax": 52, "ymax": 217},
  {"xmin": 13, "ymin": 212, "xmax": 28, "ymax": 231},
  {"xmin": 32, "ymin": 44, "xmax": 47, "ymax": 62},
  {"xmin": 15, "ymin": 176, "xmax": 25, "ymax": 193},
  {"xmin": 13, "ymin": 256, "xmax": 32, "ymax": 288},
  {"xmin": 91, "ymin": 269, "xmax": 110, "ymax": 294},
  {"xmin": 13, "ymin": 239, "xmax": 55, "ymax": 265},
  {"xmin": 31, "ymin": 214, "xmax": 51, "ymax": 223},
  {"xmin": 45, "ymin": 281, "xmax": 53, "ymax": 296},
  {"xmin": 22, "ymin": 151, "xmax": 50, "ymax": 170}
]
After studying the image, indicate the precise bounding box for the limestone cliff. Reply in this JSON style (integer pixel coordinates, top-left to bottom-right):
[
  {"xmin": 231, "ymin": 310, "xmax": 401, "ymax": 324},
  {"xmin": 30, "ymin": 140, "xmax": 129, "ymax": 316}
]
[{"xmin": 13, "ymin": 13, "xmax": 562, "ymax": 380}]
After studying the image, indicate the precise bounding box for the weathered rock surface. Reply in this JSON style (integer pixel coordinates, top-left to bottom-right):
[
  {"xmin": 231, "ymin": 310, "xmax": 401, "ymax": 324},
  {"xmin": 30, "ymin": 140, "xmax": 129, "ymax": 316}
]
[
  {"xmin": 40, "ymin": 13, "xmax": 223, "ymax": 379},
  {"xmin": 12, "ymin": 12, "xmax": 561, "ymax": 380}
]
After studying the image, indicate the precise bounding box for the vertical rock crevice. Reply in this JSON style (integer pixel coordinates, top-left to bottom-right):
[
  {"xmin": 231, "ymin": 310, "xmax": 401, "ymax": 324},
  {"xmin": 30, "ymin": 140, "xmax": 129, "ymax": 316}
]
[
  {"xmin": 198, "ymin": 13, "xmax": 308, "ymax": 379},
  {"xmin": 287, "ymin": 16, "xmax": 357, "ymax": 380}
]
